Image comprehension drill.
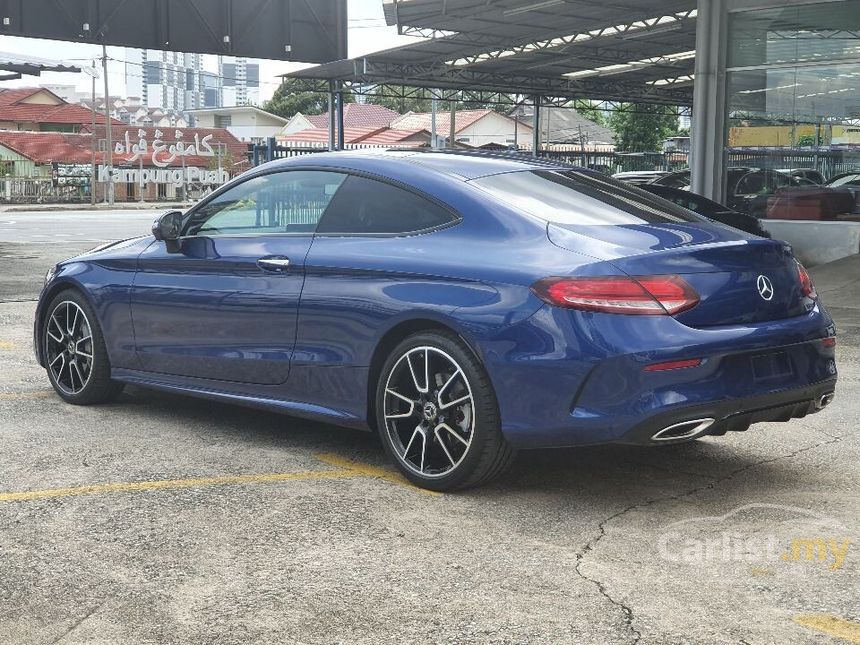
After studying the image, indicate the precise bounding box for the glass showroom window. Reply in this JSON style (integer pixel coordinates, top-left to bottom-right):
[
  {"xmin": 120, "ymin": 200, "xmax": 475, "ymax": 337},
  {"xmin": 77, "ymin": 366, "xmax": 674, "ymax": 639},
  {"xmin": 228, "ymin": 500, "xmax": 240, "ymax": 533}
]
[{"xmin": 725, "ymin": 2, "xmax": 860, "ymax": 220}]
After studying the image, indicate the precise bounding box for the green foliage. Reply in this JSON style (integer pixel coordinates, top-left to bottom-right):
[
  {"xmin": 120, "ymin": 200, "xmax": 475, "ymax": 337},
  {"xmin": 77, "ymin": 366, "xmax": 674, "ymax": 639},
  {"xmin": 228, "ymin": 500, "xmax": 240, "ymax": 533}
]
[
  {"xmin": 796, "ymin": 134, "xmax": 816, "ymax": 147},
  {"xmin": 263, "ymin": 79, "xmax": 354, "ymax": 119},
  {"xmin": 569, "ymin": 100, "xmax": 608, "ymax": 127},
  {"xmin": 364, "ymin": 86, "xmax": 516, "ymax": 115},
  {"xmin": 208, "ymin": 149, "xmax": 233, "ymax": 171},
  {"xmin": 609, "ymin": 103, "xmax": 680, "ymax": 152},
  {"xmin": 365, "ymin": 86, "xmax": 432, "ymax": 113}
]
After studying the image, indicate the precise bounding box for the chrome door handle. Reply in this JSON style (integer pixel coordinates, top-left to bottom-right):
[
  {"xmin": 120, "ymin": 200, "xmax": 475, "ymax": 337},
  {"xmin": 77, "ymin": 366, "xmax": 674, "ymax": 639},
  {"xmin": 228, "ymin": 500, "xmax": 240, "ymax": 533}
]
[{"xmin": 257, "ymin": 256, "xmax": 291, "ymax": 272}]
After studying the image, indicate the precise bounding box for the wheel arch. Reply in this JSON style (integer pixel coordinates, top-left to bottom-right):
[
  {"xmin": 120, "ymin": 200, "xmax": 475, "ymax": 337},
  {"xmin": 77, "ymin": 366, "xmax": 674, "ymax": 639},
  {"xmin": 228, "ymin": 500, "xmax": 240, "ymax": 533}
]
[
  {"xmin": 35, "ymin": 279, "xmax": 98, "ymax": 367},
  {"xmin": 366, "ymin": 317, "xmax": 483, "ymax": 430}
]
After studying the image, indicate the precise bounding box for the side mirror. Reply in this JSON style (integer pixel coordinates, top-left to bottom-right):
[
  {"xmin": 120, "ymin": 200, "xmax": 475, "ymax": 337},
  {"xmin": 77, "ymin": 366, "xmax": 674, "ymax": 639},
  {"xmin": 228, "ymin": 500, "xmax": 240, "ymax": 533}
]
[{"xmin": 152, "ymin": 211, "xmax": 184, "ymax": 253}]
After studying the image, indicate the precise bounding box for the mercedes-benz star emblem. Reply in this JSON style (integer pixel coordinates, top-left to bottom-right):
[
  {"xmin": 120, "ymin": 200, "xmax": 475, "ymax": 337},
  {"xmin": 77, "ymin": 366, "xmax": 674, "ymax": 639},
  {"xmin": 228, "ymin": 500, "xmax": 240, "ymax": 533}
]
[{"xmin": 757, "ymin": 275, "xmax": 774, "ymax": 301}]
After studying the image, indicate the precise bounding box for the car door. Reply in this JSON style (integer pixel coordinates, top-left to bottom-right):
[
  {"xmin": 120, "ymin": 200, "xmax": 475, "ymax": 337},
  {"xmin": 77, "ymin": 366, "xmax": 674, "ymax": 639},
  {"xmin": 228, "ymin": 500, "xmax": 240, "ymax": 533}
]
[
  {"xmin": 290, "ymin": 174, "xmax": 463, "ymax": 415},
  {"xmin": 131, "ymin": 169, "xmax": 346, "ymax": 385}
]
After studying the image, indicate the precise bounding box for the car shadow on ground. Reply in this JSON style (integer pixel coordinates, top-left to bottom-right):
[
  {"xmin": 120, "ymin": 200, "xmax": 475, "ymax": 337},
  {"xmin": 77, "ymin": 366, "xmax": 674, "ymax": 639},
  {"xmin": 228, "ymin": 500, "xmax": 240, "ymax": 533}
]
[{"xmin": 115, "ymin": 385, "xmax": 821, "ymax": 508}]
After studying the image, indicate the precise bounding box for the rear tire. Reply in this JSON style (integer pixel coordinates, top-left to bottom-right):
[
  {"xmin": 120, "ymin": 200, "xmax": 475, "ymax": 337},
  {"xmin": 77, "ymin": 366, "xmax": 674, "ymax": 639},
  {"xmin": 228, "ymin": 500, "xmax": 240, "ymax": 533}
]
[
  {"xmin": 43, "ymin": 289, "xmax": 124, "ymax": 405},
  {"xmin": 375, "ymin": 330, "xmax": 515, "ymax": 491}
]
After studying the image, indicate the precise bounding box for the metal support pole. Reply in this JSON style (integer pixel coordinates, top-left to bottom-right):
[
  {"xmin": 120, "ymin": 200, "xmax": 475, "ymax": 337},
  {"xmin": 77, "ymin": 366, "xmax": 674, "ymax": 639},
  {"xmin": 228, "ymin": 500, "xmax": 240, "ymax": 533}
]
[
  {"xmin": 690, "ymin": 0, "xmax": 728, "ymax": 203},
  {"xmin": 449, "ymin": 95, "xmax": 456, "ymax": 148},
  {"xmin": 101, "ymin": 45, "xmax": 114, "ymax": 205},
  {"xmin": 336, "ymin": 83, "xmax": 345, "ymax": 150},
  {"xmin": 532, "ymin": 95, "xmax": 541, "ymax": 157},
  {"xmin": 513, "ymin": 104, "xmax": 519, "ymax": 150},
  {"xmin": 328, "ymin": 80, "xmax": 336, "ymax": 152},
  {"xmin": 430, "ymin": 95, "xmax": 437, "ymax": 149}
]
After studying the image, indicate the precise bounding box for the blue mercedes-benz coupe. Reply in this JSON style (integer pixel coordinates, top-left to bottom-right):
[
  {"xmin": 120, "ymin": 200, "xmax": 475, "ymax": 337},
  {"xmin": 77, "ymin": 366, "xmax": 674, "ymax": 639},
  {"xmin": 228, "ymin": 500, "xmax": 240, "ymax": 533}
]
[{"xmin": 35, "ymin": 150, "xmax": 837, "ymax": 490}]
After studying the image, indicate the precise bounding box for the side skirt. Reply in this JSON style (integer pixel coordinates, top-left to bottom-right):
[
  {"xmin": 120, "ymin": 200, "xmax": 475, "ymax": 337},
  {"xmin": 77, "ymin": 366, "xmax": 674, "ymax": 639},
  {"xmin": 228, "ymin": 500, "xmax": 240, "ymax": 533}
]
[{"xmin": 111, "ymin": 368, "xmax": 369, "ymax": 430}]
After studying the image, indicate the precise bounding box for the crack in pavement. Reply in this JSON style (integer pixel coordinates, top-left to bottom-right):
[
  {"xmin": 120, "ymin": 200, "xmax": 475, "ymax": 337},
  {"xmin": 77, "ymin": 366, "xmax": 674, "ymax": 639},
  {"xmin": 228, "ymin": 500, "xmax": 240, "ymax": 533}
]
[
  {"xmin": 573, "ymin": 429, "xmax": 845, "ymax": 645},
  {"xmin": 48, "ymin": 599, "xmax": 106, "ymax": 644}
]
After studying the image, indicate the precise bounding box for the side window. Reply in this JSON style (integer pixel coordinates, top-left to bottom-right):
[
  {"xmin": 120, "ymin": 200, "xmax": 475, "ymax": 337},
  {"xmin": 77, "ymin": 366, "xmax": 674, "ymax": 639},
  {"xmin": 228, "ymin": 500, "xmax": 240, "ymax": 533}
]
[
  {"xmin": 186, "ymin": 171, "xmax": 346, "ymax": 237},
  {"xmin": 316, "ymin": 175, "xmax": 458, "ymax": 235}
]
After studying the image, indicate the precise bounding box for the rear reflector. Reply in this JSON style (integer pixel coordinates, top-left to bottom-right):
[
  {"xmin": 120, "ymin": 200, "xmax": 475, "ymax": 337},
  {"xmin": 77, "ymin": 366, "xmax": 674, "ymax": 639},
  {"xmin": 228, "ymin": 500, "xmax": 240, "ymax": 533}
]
[
  {"xmin": 822, "ymin": 336, "xmax": 836, "ymax": 348},
  {"xmin": 643, "ymin": 358, "xmax": 703, "ymax": 372},
  {"xmin": 797, "ymin": 261, "xmax": 817, "ymax": 299},
  {"xmin": 531, "ymin": 275, "xmax": 699, "ymax": 315}
]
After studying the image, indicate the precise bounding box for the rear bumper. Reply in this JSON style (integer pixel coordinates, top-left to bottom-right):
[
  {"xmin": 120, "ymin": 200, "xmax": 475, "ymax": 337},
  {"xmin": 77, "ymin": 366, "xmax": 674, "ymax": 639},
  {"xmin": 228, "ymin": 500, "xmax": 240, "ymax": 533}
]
[
  {"xmin": 616, "ymin": 379, "xmax": 836, "ymax": 445},
  {"xmin": 480, "ymin": 301, "xmax": 837, "ymax": 449}
]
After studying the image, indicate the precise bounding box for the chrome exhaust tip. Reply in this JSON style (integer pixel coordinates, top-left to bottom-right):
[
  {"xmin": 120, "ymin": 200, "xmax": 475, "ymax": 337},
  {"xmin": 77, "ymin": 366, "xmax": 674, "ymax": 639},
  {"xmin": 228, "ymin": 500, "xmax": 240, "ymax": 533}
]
[
  {"xmin": 816, "ymin": 393, "xmax": 835, "ymax": 410},
  {"xmin": 652, "ymin": 418, "xmax": 715, "ymax": 442}
]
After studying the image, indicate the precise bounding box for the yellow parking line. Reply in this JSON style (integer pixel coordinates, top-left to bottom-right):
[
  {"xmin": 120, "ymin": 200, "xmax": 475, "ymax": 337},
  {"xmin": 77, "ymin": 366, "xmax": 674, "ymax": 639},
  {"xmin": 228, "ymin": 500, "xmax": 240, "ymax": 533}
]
[
  {"xmin": 794, "ymin": 615, "xmax": 860, "ymax": 644},
  {"xmin": 0, "ymin": 469, "xmax": 360, "ymax": 503},
  {"xmin": 315, "ymin": 452, "xmax": 441, "ymax": 496},
  {"xmin": 0, "ymin": 341, "xmax": 16, "ymax": 350},
  {"xmin": 0, "ymin": 454, "xmax": 439, "ymax": 503},
  {"xmin": 0, "ymin": 390, "xmax": 53, "ymax": 400}
]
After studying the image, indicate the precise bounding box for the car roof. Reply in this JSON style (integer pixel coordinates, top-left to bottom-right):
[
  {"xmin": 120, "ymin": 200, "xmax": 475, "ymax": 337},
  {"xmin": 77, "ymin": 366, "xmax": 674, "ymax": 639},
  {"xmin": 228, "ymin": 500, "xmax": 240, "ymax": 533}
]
[{"xmin": 263, "ymin": 148, "xmax": 574, "ymax": 181}]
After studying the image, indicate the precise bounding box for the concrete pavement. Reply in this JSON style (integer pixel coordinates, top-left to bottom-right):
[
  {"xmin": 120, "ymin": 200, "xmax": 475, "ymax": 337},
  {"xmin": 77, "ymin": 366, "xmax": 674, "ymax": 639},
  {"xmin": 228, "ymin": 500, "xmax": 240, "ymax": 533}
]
[{"xmin": 0, "ymin": 212, "xmax": 857, "ymax": 644}]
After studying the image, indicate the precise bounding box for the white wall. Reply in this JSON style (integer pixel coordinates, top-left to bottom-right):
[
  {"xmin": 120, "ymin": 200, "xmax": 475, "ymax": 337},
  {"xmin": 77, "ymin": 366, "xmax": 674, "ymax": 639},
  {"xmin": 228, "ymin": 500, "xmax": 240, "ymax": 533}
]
[
  {"xmin": 192, "ymin": 111, "xmax": 285, "ymax": 142},
  {"xmin": 763, "ymin": 220, "xmax": 860, "ymax": 267},
  {"xmin": 456, "ymin": 112, "xmax": 533, "ymax": 148}
]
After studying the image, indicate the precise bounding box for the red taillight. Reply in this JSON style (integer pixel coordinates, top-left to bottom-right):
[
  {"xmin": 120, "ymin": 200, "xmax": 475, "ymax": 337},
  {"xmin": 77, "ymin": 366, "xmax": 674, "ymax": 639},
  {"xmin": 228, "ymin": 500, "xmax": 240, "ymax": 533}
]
[
  {"xmin": 822, "ymin": 336, "xmax": 836, "ymax": 348},
  {"xmin": 797, "ymin": 262, "xmax": 817, "ymax": 299},
  {"xmin": 531, "ymin": 275, "xmax": 699, "ymax": 315},
  {"xmin": 643, "ymin": 358, "xmax": 703, "ymax": 372}
]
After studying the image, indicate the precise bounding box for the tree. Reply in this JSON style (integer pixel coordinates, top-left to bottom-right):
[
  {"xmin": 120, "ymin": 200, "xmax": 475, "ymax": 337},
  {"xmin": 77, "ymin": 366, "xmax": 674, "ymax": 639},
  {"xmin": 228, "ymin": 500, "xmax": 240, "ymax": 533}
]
[
  {"xmin": 365, "ymin": 85, "xmax": 432, "ymax": 113},
  {"xmin": 365, "ymin": 86, "xmax": 516, "ymax": 115},
  {"xmin": 569, "ymin": 100, "xmax": 608, "ymax": 127},
  {"xmin": 608, "ymin": 103, "xmax": 680, "ymax": 152},
  {"xmin": 263, "ymin": 78, "xmax": 354, "ymax": 119}
]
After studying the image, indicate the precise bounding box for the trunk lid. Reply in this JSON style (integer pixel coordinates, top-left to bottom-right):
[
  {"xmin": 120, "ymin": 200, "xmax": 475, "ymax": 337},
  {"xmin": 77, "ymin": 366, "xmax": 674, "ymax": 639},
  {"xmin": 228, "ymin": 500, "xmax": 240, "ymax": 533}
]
[{"xmin": 548, "ymin": 222, "xmax": 814, "ymax": 327}]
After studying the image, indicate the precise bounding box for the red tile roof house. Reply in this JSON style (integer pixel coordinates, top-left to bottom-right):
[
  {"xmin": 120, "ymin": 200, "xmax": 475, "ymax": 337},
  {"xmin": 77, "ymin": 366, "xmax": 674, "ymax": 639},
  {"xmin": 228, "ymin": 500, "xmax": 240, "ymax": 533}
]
[
  {"xmin": 389, "ymin": 109, "xmax": 534, "ymax": 149},
  {"xmin": 279, "ymin": 125, "xmax": 432, "ymax": 149},
  {"xmin": 282, "ymin": 104, "xmax": 402, "ymax": 135},
  {"xmin": 280, "ymin": 104, "xmax": 534, "ymax": 150},
  {"xmin": 0, "ymin": 87, "xmax": 121, "ymax": 132}
]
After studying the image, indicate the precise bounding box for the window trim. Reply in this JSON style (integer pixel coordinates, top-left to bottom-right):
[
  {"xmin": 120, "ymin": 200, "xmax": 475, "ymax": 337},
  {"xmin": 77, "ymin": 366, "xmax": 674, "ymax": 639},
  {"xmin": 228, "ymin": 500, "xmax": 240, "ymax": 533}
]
[{"xmin": 179, "ymin": 165, "xmax": 463, "ymax": 240}]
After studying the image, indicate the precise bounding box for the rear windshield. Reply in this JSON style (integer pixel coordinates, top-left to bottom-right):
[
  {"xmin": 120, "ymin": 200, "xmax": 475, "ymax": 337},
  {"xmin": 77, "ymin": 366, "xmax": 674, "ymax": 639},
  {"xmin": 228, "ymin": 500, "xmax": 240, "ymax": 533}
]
[{"xmin": 471, "ymin": 169, "xmax": 706, "ymax": 225}]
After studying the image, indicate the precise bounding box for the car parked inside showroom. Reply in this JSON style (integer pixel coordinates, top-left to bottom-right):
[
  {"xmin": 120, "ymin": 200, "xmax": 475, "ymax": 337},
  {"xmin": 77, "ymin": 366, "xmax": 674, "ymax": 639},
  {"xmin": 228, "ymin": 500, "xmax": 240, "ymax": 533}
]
[
  {"xmin": 647, "ymin": 167, "xmax": 810, "ymax": 216},
  {"xmin": 35, "ymin": 150, "xmax": 838, "ymax": 491},
  {"xmin": 637, "ymin": 184, "xmax": 771, "ymax": 237}
]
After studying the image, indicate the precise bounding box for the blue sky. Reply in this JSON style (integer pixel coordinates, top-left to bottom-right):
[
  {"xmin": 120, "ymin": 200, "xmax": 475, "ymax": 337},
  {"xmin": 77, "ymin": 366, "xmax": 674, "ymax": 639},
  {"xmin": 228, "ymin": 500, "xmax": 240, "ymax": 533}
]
[{"xmin": 0, "ymin": 0, "xmax": 417, "ymax": 103}]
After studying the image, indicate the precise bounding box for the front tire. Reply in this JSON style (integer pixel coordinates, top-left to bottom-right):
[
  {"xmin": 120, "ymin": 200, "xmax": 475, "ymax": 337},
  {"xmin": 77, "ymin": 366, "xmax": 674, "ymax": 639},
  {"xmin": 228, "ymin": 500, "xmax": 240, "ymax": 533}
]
[
  {"xmin": 375, "ymin": 330, "xmax": 515, "ymax": 491},
  {"xmin": 43, "ymin": 290, "xmax": 124, "ymax": 405}
]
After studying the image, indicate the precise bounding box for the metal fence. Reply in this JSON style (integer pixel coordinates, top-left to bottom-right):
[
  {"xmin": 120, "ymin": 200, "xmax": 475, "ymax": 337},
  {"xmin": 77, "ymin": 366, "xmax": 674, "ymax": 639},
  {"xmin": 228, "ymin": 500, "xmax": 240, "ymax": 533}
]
[
  {"xmin": 246, "ymin": 139, "xmax": 690, "ymax": 174},
  {"xmin": 725, "ymin": 149, "xmax": 860, "ymax": 178},
  {"xmin": 245, "ymin": 140, "xmax": 860, "ymax": 182},
  {"xmin": 0, "ymin": 178, "xmax": 91, "ymax": 203}
]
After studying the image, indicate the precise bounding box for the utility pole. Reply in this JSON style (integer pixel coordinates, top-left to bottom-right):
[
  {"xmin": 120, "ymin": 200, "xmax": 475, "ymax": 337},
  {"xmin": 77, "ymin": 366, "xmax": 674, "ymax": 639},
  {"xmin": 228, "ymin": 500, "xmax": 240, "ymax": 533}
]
[
  {"xmin": 101, "ymin": 44, "xmax": 114, "ymax": 205},
  {"xmin": 86, "ymin": 62, "xmax": 98, "ymax": 206}
]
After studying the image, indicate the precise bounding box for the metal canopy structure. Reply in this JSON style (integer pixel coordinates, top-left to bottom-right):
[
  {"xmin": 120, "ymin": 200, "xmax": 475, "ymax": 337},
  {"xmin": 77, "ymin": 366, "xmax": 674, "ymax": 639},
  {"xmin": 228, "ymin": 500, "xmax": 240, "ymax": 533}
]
[
  {"xmin": 0, "ymin": 51, "xmax": 81, "ymax": 81},
  {"xmin": 0, "ymin": 0, "xmax": 347, "ymax": 62},
  {"xmin": 288, "ymin": 0, "xmax": 697, "ymax": 105}
]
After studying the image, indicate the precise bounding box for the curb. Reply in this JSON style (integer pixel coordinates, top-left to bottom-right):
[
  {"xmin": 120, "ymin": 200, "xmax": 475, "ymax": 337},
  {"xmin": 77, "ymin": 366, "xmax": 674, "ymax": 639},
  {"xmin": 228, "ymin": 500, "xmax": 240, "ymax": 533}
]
[{"xmin": 0, "ymin": 203, "xmax": 193, "ymax": 213}]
